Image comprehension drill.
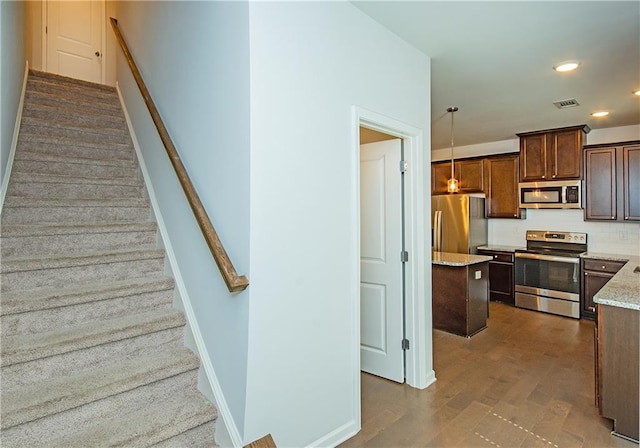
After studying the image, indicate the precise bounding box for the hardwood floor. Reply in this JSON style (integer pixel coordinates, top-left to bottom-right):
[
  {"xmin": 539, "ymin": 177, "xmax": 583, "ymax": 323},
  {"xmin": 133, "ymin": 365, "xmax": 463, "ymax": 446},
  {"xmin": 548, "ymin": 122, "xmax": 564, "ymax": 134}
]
[{"xmin": 341, "ymin": 303, "xmax": 637, "ymax": 448}]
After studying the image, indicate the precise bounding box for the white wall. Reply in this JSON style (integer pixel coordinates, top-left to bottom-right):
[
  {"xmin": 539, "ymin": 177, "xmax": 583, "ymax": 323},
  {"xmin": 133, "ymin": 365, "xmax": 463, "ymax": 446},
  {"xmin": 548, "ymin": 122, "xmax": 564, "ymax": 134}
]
[
  {"xmin": 114, "ymin": 0, "xmax": 251, "ymax": 436},
  {"xmin": 489, "ymin": 210, "xmax": 640, "ymax": 256},
  {"xmin": 0, "ymin": 0, "xmax": 27, "ymax": 191},
  {"xmin": 245, "ymin": 2, "xmax": 430, "ymax": 447}
]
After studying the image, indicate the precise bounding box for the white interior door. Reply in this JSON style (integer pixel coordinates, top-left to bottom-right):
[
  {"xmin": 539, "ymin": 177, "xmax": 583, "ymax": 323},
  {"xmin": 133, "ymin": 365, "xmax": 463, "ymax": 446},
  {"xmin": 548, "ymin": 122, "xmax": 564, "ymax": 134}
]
[
  {"xmin": 360, "ymin": 139, "xmax": 404, "ymax": 383},
  {"xmin": 46, "ymin": 0, "xmax": 103, "ymax": 83}
]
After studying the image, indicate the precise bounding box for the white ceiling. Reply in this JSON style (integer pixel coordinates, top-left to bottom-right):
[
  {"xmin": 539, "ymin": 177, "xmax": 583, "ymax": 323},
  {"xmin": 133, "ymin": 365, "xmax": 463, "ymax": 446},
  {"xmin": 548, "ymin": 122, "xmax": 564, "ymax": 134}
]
[{"xmin": 351, "ymin": 1, "xmax": 640, "ymax": 151}]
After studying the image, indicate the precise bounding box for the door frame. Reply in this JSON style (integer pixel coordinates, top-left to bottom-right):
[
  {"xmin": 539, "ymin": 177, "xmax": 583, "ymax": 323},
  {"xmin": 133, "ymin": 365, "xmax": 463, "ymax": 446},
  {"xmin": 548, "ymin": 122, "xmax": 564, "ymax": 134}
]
[
  {"xmin": 41, "ymin": 0, "xmax": 107, "ymax": 83},
  {"xmin": 351, "ymin": 105, "xmax": 436, "ymax": 427}
]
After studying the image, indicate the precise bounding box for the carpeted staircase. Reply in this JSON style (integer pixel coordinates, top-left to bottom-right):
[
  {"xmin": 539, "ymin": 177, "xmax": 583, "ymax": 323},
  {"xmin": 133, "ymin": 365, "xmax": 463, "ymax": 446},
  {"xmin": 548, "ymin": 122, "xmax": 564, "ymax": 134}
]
[{"xmin": 0, "ymin": 70, "xmax": 218, "ymax": 447}]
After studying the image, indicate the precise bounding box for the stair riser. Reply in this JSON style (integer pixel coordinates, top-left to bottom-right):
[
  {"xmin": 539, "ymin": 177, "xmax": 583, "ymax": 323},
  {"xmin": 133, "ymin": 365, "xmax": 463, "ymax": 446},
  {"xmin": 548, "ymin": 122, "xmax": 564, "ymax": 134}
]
[
  {"xmin": 1, "ymin": 370, "xmax": 199, "ymax": 447},
  {"xmin": 1, "ymin": 230, "xmax": 157, "ymax": 258},
  {"xmin": 27, "ymin": 79, "xmax": 119, "ymax": 102},
  {"xmin": 12, "ymin": 158, "xmax": 139, "ymax": 179},
  {"xmin": 1, "ymin": 204, "xmax": 150, "ymax": 226},
  {"xmin": 8, "ymin": 181, "xmax": 145, "ymax": 200},
  {"xmin": 2, "ymin": 289, "xmax": 175, "ymax": 337},
  {"xmin": 25, "ymin": 84, "xmax": 121, "ymax": 107},
  {"xmin": 155, "ymin": 421, "xmax": 216, "ymax": 448},
  {"xmin": 1, "ymin": 257, "xmax": 165, "ymax": 293},
  {"xmin": 22, "ymin": 115, "xmax": 128, "ymax": 135},
  {"xmin": 17, "ymin": 141, "xmax": 134, "ymax": 162},
  {"xmin": 24, "ymin": 91, "xmax": 122, "ymax": 116},
  {"xmin": 22, "ymin": 104, "xmax": 127, "ymax": 129},
  {"xmin": 1, "ymin": 327, "xmax": 184, "ymax": 390},
  {"xmin": 20, "ymin": 124, "xmax": 131, "ymax": 146},
  {"xmin": 28, "ymin": 72, "xmax": 117, "ymax": 92}
]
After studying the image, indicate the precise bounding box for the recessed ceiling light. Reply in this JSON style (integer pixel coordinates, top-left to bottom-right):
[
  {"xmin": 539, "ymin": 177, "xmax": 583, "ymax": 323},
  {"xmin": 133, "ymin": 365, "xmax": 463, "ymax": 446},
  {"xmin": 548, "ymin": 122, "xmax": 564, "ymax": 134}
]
[
  {"xmin": 554, "ymin": 61, "xmax": 580, "ymax": 72},
  {"xmin": 591, "ymin": 111, "xmax": 609, "ymax": 117},
  {"xmin": 634, "ymin": 90, "xmax": 640, "ymax": 96}
]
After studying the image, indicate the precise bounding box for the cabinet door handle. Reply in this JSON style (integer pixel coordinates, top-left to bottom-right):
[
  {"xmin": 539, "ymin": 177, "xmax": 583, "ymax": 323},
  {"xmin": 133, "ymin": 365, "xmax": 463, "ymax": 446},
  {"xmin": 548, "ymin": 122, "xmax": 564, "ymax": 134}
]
[
  {"xmin": 585, "ymin": 272, "xmax": 588, "ymax": 276},
  {"xmin": 602, "ymin": 265, "xmax": 606, "ymax": 269},
  {"xmin": 588, "ymin": 306, "xmax": 595, "ymax": 312}
]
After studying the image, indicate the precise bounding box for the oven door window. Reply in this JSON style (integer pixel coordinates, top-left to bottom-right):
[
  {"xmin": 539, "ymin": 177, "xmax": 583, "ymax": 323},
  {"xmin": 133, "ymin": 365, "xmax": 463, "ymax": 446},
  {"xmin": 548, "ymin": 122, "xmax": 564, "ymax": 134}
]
[{"xmin": 515, "ymin": 257, "xmax": 580, "ymax": 294}]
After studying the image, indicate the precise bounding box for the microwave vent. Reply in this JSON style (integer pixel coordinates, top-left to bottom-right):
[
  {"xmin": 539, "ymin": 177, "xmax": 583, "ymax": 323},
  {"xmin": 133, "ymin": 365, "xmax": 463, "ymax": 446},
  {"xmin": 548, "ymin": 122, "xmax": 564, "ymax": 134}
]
[{"xmin": 553, "ymin": 98, "xmax": 580, "ymax": 109}]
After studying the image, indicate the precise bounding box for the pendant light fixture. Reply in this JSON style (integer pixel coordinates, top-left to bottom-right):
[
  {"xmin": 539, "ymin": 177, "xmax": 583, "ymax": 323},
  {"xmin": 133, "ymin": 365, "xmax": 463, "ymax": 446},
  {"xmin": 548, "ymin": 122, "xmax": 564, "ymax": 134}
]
[{"xmin": 447, "ymin": 106, "xmax": 459, "ymax": 193}]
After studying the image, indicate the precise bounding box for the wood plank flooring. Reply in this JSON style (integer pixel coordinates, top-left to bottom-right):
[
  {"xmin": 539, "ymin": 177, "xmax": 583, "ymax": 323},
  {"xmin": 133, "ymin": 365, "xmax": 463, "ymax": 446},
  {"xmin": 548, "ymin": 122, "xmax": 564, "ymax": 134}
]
[{"xmin": 341, "ymin": 303, "xmax": 637, "ymax": 448}]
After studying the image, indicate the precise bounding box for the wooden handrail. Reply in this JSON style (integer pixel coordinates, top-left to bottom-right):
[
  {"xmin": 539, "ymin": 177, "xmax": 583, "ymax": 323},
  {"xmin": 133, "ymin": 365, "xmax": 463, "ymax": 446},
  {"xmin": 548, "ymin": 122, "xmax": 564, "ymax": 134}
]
[{"xmin": 110, "ymin": 17, "xmax": 248, "ymax": 293}]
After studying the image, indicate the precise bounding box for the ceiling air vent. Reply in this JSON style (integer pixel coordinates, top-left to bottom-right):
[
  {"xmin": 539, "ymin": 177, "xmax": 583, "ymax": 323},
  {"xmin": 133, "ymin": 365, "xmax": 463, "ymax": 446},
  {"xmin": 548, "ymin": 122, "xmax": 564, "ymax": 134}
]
[{"xmin": 553, "ymin": 98, "xmax": 580, "ymax": 109}]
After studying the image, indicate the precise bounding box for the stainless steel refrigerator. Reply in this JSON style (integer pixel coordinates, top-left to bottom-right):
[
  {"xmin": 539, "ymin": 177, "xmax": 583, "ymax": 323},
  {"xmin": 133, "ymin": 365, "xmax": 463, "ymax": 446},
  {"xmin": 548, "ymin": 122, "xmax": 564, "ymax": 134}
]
[{"xmin": 432, "ymin": 194, "xmax": 487, "ymax": 254}]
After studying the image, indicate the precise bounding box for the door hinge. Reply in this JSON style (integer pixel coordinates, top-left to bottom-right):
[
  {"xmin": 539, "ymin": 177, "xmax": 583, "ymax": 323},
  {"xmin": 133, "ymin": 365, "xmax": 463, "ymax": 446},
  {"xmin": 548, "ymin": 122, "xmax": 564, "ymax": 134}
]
[
  {"xmin": 46, "ymin": 26, "xmax": 48, "ymax": 34},
  {"xmin": 400, "ymin": 160, "xmax": 408, "ymax": 173},
  {"xmin": 401, "ymin": 250, "xmax": 409, "ymax": 263},
  {"xmin": 402, "ymin": 339, "xmax": 410, "ymax": 350}
]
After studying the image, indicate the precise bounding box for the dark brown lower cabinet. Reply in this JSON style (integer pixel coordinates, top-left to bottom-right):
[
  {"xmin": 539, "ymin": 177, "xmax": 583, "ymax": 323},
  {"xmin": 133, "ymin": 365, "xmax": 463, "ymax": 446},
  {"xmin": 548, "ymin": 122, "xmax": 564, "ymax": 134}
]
[
  {"xmin": 580, "ymin": 258, "xmax": 625, "ymax": 320},
  {"xmin": 596, "ymin": 304, "xmax": 639, "ymax": 442},
  {"xmin": 478, "ymin": 249, "xmax": 515, "ymax": 305},
  {"xmin": 432, "ymin": 262, "xmax": 489, "ymax": 337}
]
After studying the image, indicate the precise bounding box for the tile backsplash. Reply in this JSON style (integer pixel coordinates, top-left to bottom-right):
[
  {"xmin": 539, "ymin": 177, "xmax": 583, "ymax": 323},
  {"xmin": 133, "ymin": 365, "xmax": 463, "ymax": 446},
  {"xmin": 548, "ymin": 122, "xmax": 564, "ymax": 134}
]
[{"xmin": 488, "ymin": 209, "xmax": 640, "ymax": 256}]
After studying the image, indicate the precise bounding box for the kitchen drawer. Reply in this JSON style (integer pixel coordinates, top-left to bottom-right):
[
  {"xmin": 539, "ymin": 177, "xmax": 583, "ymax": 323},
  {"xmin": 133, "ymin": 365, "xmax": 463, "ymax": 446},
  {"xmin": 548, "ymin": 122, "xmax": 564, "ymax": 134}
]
[
  {"xmin": 478, "ymin": 250, "xmax": 514, "ymax": 263},
  {"xmin": 583, "ymin": 259, "xmax": 626, "ymax": 274}
]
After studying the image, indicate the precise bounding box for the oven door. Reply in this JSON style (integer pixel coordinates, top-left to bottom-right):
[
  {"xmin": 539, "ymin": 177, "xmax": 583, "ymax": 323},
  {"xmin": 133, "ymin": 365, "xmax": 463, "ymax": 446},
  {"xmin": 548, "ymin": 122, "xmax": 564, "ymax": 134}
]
[{"xmin": 515, "ymin": 252, "xmax": 580, "ymax": 300}]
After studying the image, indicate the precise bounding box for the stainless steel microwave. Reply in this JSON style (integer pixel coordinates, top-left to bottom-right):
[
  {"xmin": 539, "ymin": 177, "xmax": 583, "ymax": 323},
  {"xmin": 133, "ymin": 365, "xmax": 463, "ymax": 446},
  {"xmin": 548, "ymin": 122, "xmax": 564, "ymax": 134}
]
[{"xmin": 518, "ymin": 180, "xmax": 581, "ymax": 209}]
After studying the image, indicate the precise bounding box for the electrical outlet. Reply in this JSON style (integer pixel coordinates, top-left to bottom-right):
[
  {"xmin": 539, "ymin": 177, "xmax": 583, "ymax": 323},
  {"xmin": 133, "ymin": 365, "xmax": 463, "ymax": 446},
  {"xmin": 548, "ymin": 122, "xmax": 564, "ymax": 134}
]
[{"xmin": 475, "ymin": 270, "xmax": 482, "ymax": 280}]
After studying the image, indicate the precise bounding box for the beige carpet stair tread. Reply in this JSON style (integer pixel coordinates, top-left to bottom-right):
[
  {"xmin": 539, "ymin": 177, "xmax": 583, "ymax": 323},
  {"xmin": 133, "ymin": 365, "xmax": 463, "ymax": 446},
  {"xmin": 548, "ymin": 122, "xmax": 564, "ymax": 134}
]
[
  {"xmin": 2, "ymin": 196, "xmax": 149, "ymax": 208},
  {"xmin": 50, "ymin": 389, "xmax": 217, "ymax": 447},
  {"xmin": 1, "ymin": 275, "xmax": 174, "ymax": 316},
  {"xmin": 1, "ymin": 309, "xmax": 186, "ymax": 367},
  {"xmin": 1, "ymin": 222, "xmax": 156, "ymax": 237},
  {"xmin": 8, "ymin": 172, "xmax": 144, "ymax": 187},
  {"xmin": 21, "ymin": 115, "xmax": 128, "ymax": 135},
  {"xmin": 1, "ymin": 248, "xmax": 164, "ymax": 273},
  {"xmin": 1, "ymin": 347, "xmax": 200, "ymax": 429},
  {"xmin": 15, "ymin": 148, "xmax": 138, "ymax": 167},
  {"xmin": 17, "ymin": 134, "xmax": 133, "ymax": 156}
]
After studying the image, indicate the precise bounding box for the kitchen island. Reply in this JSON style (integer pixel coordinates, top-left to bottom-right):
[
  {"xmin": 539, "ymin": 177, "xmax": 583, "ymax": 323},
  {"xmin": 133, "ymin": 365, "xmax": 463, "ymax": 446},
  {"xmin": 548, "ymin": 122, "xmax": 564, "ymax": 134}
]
[
  {"xmin": 432, "ymin": 251, "xmax": 492, "ymax": 337},
  {"xmin": 591, "ymin": 253, "xmax": 640, "ymax": 443}
]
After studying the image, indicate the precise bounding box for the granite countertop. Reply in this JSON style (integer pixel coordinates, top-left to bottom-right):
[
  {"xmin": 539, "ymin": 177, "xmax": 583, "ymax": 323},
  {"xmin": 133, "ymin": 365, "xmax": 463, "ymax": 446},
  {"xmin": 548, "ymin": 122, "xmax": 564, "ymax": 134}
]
[
  {"xmin": 591, "ymin": 254, "xmax": 640, "ymax": 311},
  {"xmin": 432, "ymin": 251, "xmax": 492, "ymax": 267},
  {"xmin": 580, "ymin": 252, "xmax": 633, "ymax": 262},
  {"xmin": 477, "ymin": 245, "xmax": 525, "ymax": 253}
]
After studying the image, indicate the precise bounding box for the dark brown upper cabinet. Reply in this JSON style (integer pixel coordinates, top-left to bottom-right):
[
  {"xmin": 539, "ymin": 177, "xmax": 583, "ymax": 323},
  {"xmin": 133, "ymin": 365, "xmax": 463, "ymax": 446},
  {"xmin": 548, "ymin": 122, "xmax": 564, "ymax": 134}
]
[
  {"xmin": 518, "ymin": 125, "xmax": 590, "ymax": 182},
  {"xmin": 584, "ymin": 141, "xmax": 640, "ymax": 222},
  {"xmin": 431, "ymin": 158, "xmax": 484, "ymax": 194},
  {"xmin": 484, "ymin": 154, "xmax": 522, "ymax": 219}
]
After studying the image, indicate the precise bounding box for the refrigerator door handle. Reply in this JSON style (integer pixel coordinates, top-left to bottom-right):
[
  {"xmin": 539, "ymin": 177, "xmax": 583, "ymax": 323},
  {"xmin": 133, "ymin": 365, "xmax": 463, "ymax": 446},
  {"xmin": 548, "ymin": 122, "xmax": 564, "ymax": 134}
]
[{"xmin": 434, "ymin": 210, "xmax": 442, "ymax": 252}]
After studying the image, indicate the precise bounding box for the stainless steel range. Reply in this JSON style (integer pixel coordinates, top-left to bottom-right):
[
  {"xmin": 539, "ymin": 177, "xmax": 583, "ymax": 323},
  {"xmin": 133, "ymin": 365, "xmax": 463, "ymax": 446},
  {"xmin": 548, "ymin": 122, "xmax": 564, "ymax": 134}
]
[{"xmin": 515, "ymin": 230, "xmax": 587, "ymax": 319}]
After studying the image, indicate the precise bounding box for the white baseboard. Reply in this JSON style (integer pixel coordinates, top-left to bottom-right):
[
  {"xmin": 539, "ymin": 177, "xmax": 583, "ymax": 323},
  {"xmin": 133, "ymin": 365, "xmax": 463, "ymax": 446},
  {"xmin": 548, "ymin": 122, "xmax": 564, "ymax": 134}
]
[
  {"xmin": 0, "ymin": 60, "xmax": 29, "ymax": 215},
  {"xmin": 309, "ymin": 420, "xmax": 360, "ymax": 448},
  {"xmin": 116, "ymin": 82, "xmax": 243, "ymax": 448}
]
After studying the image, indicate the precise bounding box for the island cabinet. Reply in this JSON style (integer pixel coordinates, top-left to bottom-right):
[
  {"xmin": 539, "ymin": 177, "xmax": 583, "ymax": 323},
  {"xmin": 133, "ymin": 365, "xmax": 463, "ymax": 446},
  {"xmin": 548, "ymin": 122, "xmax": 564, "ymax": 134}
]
[
  {"xmin": 432, "ymin": 158, "xmax": 484, "ymax": 194},
  {"xmin": 596, "ymin": 304, "xmax": 639, "ymax": 442},
  {"xmin": 517, "ymin": 125, "xmax": 590, "ymax": 182},
  {"xmin": 477, "ymin": 249, "xmax": 515, "ymax": 305},
  {"xmin": 432, "ymin": 253, "xmax": 491, "ymax": 337},
  {"xmin": 584, "ymin": 141, "xmax": 640, "ymax": 222},
  {"xmin": 483, "ymin": 154, "xmax": 523, "ymax": 219},
  {"xmin": 580, "ymin": 258, "xmax": 625, "ymax": 320}
]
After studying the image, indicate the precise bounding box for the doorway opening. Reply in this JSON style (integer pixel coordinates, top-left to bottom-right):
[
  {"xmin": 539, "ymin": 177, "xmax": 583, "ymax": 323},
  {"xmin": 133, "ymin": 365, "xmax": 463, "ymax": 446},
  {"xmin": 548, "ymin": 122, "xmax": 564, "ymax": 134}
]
[{"xmin": 352, "ymin": 106, "xmax": 436, "ymax": 435}]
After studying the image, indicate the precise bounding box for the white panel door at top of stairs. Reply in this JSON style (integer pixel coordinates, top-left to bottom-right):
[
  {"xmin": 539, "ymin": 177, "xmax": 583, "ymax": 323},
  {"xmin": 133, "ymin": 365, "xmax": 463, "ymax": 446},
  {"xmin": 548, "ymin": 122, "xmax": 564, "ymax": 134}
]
[
  {"xmin": 46, "ymin": 0, "xmax": 103, "ymax": 83},
  {"xmin": 360, "ymin": 139, "xmax": 404, "ymax": 383}
]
